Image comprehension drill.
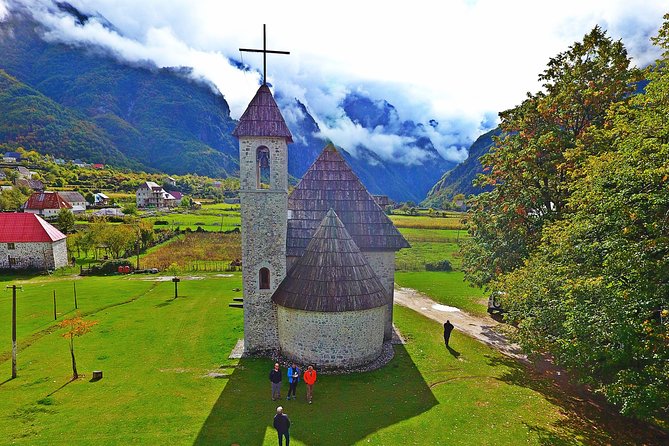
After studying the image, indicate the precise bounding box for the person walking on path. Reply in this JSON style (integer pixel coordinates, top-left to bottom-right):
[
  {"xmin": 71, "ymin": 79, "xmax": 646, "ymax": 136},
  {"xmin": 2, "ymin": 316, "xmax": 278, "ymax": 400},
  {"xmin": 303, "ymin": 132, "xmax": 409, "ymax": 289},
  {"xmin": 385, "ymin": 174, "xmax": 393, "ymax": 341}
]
[
  {"xmin": 303, "ymin": 365, "xmax": 317, "ymax": 404},
  {"xmin": 443, "ymin": 320, "xmax": 454, "ymax": 347},
  {"xmin": 273, "ymin": 406, "xmax": 290, "ymax": 446},
  {"xmin": 286, "ymin": 363, "xmax": 300, "ymax": 400},
  {"xmin": 269, "ymin": 363, "xmax": 283, "ymax": 401}
]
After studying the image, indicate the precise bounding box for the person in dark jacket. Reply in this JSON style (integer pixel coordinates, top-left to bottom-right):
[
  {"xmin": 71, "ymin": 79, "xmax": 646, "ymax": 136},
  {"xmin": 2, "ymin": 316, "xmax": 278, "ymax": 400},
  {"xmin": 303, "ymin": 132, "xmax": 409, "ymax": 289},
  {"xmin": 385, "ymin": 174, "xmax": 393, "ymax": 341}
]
[
  {"xmin": 269, "ymin": 363, "xmax": 282, "ymax": 400},
  {"xmin": 286, "ymin": 363, "xmax": 300, "ymax": 400},
  {"xmin": 443, "ymin": 320, "xmax": 454, "ymax": 347},
  {"xmin": 273, "ymin": 406, "xmax": 290, "ymax": 446}
]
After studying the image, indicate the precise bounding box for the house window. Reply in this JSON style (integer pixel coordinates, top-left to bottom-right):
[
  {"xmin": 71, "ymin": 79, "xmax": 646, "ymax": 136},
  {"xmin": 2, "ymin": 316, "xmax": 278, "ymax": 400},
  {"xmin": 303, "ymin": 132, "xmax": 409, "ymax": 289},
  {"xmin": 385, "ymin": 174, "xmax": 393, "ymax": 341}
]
[
  {"xmin": 8, "ymin": 257, "xmax": 17, "ymax": 266},
  {"xmin": 256, "ymin": 146, "xmax": 271, "ymax": 189},
  {"xmin": 7, "ymin": 243, "xmax": 15, "ymax": 250},
  {"xmin": 259, "ymin": 267, "xmax": 270, "ymax": 290}
]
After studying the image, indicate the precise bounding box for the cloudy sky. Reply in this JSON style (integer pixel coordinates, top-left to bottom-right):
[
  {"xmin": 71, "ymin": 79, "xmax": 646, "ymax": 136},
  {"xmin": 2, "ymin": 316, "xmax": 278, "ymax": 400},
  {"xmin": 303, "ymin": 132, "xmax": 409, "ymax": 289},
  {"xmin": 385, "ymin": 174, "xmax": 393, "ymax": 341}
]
[{"xmin": 1, "ymin": 0, "xmax": 667, "ymax": 164}]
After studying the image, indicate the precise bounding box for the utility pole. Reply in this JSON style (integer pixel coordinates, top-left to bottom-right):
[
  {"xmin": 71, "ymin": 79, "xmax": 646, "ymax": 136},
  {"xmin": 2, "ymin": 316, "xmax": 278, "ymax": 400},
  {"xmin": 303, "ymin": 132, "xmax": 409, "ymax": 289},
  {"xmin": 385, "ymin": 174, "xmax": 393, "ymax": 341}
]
[{"xmin": 6, "ymin": 285, "xmax": 23, "ymax": 379}]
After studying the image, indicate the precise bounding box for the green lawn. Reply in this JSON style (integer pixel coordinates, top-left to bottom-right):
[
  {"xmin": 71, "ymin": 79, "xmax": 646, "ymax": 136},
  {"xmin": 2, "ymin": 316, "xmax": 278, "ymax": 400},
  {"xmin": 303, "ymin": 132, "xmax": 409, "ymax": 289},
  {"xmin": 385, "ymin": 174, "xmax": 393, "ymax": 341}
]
[
  {"xmin": 0, "ymin": 272, "xmax": 661, "ymax": 444},
  {"xmin": 395, "ymin": 271, "xmax": 488, "ymax": 317}
]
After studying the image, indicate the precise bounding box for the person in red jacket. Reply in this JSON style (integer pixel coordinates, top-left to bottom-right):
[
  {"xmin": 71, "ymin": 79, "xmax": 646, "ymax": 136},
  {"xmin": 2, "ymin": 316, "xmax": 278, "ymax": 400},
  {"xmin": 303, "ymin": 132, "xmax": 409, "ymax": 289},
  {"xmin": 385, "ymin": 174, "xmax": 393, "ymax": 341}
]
[{"xmin": 303, "ymin": 365, "xmax": 317, "ymax": 404}]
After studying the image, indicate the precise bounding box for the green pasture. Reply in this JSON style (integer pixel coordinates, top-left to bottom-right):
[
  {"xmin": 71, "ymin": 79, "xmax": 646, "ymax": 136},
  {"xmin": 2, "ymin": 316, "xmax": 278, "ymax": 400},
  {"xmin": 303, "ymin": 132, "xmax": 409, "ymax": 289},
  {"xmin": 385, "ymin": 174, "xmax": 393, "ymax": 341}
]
[
  {"xmin": 0, "ymin": 273, "xmax": 653, "ymax": 445},
  {"xmin": 396, "ymin": 228, "xmax": 465, "ymax": 271},
  {"xmin": 396, "ymin": 271, "xmax": 488, "ymax": 317},
  {"xmin": 142, "ymin": 203, "xmax": 240, "ymax": 232}
]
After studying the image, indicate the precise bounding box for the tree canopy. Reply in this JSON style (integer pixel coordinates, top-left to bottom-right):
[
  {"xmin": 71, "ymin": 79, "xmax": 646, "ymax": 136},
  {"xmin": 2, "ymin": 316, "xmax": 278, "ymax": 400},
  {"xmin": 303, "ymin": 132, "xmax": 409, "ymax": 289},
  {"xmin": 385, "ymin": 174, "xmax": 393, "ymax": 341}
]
[{"xmin": 462, "ymin": 20, "xmax": 669, "ymax": 422}]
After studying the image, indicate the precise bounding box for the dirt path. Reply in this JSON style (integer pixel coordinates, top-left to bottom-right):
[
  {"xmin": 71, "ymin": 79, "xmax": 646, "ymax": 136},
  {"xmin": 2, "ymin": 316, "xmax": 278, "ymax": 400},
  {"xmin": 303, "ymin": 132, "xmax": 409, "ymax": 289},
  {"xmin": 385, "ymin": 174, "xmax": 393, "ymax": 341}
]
[{"xmin": 394, "ymin": 286, "xmax": 526, "ymax": 360}]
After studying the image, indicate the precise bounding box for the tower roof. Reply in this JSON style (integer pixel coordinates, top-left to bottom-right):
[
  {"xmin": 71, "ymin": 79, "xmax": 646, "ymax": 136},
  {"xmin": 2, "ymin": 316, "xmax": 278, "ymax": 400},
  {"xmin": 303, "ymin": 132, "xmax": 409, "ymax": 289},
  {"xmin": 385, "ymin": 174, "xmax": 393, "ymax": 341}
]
[
  {"xmin": 272, "ymin": 209, "xmax": 388, "ymax": 312},
  {"xmin": 286, "ymin": 144, "xmax": 410, "ymax": 256},
  {"xmin": 232, "ymin": 84, "xmax": 293, "ymax": 142}
]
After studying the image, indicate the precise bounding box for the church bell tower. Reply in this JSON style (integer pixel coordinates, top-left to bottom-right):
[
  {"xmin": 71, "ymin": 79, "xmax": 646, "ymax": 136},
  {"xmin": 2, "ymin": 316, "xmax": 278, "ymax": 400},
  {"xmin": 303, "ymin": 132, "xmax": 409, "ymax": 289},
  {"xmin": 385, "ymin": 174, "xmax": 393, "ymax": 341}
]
[{"xmin": 233, "ymin": 83, "xmax": 292, "ymax": 354}]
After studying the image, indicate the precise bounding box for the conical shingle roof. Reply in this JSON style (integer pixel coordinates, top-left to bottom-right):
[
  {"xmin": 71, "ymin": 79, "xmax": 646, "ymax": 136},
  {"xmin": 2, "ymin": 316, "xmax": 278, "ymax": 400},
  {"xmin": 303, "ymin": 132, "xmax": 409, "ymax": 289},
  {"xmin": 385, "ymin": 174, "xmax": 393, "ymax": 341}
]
[
  {"xmin": 272, "ymin": 209, "xmax": 388, "ymax": 312},
  {"xmin": 286, "ymin": 144, "xmax": 410, "ymax": 256},
  {"xmin": 232, "ymin": 84, "xmax": 293, "ymax": 142}
]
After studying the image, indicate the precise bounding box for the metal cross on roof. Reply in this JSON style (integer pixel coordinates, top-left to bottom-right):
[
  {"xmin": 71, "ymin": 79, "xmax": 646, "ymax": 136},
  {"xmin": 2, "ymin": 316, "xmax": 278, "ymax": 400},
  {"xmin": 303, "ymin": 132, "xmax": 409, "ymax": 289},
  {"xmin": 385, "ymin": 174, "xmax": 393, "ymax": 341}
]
[{"xmin": 239, "ymin": 24, "xmax": 290, "ymax": 85}]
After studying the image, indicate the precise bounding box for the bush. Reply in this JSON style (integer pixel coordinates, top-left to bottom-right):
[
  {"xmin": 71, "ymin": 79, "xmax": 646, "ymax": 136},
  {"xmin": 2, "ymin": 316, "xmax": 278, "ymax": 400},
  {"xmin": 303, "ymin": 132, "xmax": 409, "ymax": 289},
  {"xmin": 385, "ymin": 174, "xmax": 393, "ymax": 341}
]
[
  {"xmin": 425, "ymin": 260, "xmax": 453, "ymax": 272},
  {"xmin": 84, "ymin": 259, "xmax": 132, "ymax": 275}
]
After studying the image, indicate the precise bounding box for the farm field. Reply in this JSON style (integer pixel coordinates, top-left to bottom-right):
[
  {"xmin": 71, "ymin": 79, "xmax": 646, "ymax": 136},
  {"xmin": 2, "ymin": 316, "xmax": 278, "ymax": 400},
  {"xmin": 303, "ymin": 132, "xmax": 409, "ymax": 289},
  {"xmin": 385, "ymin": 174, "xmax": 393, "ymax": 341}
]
[
  {"xmin": 141, "ymin": 203, "xmax": 241, "ymax": 232},
  {"xmin": 1, "ymin": 272, "xmax": 657, "ymax": 445}
]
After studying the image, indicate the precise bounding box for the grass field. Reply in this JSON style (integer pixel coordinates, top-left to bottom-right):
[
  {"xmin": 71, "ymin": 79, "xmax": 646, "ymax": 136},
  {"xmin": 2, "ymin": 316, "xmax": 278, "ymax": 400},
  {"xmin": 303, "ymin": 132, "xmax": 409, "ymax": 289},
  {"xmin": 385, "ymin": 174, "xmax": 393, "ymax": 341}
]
[
  {"xmin": 396, "ymin": 271, "xmax": 488, "ymax": 317},
  {"xmin": 142, "ymin": 203, "xmax": 241, "ymax": 232},
  {"xmin": 0, "ymin": 272, "xmax": 661, "ymax": 445}
]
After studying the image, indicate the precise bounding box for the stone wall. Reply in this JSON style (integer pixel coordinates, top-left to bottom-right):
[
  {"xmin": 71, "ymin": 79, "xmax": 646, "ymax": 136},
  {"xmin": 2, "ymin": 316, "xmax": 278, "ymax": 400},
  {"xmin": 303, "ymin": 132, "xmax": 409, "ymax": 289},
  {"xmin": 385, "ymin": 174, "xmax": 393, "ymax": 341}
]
[
  {"xmin": 240, "ymin": 136, "xmax": 289, "ymax": 353},
  {"xmin": 276, "ymin": 306, "xmax": 385, "ymax": 369},
  {"xmin": 0, "ymin": 240, "xmax": 67, "ymax": 270},
  {"xmin": 362, "ymin": 250, "xmax": 396, "ymax": 341}
]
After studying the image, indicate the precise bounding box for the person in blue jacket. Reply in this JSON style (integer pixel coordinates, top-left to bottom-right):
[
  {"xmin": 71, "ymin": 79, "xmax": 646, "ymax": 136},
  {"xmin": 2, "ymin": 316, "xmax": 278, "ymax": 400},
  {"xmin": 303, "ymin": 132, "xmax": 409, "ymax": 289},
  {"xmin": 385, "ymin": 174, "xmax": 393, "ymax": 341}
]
[{"xmin": 286, "ymin": 363, "xmax": 300, "ymax": 400}]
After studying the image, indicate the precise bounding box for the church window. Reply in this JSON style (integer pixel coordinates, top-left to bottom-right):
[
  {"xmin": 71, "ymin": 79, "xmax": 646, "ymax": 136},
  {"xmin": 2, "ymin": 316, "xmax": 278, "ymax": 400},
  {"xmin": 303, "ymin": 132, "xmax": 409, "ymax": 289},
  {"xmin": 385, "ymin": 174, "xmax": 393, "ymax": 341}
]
[
  {"xmin": 259, "ymin": 267, "xmax": 270, "ymax": 289},
  {"xmin": 256, "ymin": 146, "xmax": 271, "ymax": 189}
]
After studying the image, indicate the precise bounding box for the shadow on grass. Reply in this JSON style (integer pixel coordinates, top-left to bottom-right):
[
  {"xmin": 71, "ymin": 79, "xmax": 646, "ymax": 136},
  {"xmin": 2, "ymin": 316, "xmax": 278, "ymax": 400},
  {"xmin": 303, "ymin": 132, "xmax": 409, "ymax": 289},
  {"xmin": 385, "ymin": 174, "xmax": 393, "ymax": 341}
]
[
  {"xmin": 0, "ymin": 377, "xmax": 15, "ymax": 386},
  {"xmin": 446, "ymin": 345, "xmax": 461, "ymax": 358},
  {"xmin": 194, "ymin": 344, "xmax": 438, "ymax": 445},
  {"xmin": 46, "ymin": 378, "xmax": 75, "ymax": 397},
  {"xmin": 486, "ymin": 355, "xmax": 669, "ymax": 446}
]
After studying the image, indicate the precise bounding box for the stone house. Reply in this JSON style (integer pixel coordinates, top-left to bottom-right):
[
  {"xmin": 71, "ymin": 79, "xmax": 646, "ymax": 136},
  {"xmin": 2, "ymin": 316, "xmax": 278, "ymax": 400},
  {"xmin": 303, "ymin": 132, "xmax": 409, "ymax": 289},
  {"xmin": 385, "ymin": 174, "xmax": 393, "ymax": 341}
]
[
  {"xmin": 235, "ymin": 84, "xmax": 409, "ymax": 369},
  {"xmin": 23, "ymin": 191, "xmax": 72, "ymax": 218},
  {"xmin": 0, "ymin": 213, "xmax": 68, "ymax": 270},
  {"xmin": 136, "ymin": 181, "xmax": 177, "ymax": 208}
]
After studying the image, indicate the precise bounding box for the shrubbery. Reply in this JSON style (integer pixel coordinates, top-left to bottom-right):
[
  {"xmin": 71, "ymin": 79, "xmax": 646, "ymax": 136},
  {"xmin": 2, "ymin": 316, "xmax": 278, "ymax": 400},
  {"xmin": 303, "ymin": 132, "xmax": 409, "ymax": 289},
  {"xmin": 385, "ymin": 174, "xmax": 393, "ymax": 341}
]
[{"xmin": 425, "ymin": 260, "xmax": 452, "ymax": 272}]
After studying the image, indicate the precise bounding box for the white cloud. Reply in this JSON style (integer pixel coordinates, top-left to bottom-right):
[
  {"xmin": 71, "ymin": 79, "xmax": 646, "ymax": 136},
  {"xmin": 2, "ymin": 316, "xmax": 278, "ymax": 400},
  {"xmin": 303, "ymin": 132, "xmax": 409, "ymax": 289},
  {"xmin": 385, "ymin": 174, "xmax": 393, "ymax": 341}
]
[
  {"xmin": 0, "ymin": 0, "xmax": 8, "ymax": 20},
  {"xmin": 3, "ymin": 0, "xmax": 667, "ymax": 165}
]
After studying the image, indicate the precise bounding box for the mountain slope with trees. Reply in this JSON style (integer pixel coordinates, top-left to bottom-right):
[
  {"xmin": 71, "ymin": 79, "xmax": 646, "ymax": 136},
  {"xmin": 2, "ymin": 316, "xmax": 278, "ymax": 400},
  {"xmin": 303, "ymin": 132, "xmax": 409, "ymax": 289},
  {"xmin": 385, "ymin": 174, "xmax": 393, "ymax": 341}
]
[
  {"xmin": 0, "ymin": 6, "xmax": 456, "ymax": 202},
  {"xmin": 422, "ymin": 128, "xmax": 500, "ymax": 208}
]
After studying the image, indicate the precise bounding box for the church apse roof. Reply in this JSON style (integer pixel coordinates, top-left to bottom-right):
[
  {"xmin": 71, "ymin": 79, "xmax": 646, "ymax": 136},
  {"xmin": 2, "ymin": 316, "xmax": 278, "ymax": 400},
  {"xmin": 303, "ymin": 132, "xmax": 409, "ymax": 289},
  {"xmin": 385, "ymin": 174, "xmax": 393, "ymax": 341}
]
[
  {"xmin": 272, "ymin": 209, "xmax": 388, "ymax": 312},
  {"xmin": 287, "ymin": 144, "xmax": 410, "ymax": 256},
  {"xmin": 232, "ymin": 84, "xmax": 293, "ymax": 142}
]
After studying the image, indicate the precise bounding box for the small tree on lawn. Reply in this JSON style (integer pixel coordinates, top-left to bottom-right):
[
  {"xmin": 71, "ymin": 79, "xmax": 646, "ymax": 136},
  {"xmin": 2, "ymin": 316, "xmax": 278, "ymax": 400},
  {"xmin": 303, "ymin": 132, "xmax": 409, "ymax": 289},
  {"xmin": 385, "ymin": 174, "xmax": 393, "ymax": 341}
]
[{"xmin": 58, "ymin": 314, "xmax": 98, "ymax": 380}]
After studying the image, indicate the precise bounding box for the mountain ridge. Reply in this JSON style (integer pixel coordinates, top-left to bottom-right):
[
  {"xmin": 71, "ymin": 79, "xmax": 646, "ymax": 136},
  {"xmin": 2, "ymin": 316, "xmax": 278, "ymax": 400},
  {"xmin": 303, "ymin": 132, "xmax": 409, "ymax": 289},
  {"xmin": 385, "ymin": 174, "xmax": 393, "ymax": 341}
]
[{"xmin": 0, "ymin": 6, "xmax": 459, "ymax": 202}]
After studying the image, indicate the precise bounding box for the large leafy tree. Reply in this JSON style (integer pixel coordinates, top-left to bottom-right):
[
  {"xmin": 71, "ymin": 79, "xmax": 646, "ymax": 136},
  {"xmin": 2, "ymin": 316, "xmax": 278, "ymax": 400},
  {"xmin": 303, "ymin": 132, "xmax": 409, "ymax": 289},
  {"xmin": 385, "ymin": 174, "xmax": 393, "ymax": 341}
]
[
  {"xmin": 463, "ymin": 26, "xmax": 637, "ymax": 287},
  {"xmin": 488, "ymin": 17, "xmax": 669, "ymax": 421}
]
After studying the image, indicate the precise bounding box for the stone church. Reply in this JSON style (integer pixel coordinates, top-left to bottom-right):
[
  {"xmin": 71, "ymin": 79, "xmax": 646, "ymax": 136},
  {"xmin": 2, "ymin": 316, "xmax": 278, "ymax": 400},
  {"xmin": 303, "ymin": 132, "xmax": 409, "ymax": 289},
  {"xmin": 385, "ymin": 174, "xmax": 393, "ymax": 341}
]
[{"xmin": 233, "ymin": 84, "xmax": 409, "ymax": 369}]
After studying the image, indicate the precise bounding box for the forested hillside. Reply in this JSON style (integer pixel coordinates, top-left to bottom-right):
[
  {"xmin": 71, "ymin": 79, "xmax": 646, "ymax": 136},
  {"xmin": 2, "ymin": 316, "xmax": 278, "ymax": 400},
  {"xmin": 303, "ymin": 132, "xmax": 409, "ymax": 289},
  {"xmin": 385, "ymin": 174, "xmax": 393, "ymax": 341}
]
[{"xmin": 422, "ymin": 128, "xmax": 500, "ymax": 207}]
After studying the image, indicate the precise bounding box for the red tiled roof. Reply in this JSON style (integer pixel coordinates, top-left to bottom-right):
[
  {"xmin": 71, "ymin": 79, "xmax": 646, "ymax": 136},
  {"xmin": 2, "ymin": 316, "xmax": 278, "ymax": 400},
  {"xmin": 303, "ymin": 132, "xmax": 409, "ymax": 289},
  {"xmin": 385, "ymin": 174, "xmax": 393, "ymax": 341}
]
[
  {"xmin": 286, "ymin": 144, "xmax": 410, "ymax": 256},
  {"xmin": 232, "ymin": 84, "xmax": 293, "ymax": 142},
  {"xmin": 0, "ymin": 213, "xmax": 66, "ymax": 242},
  {"xmin": 24, "ymin": 192, "xmax": 72, "ymax": 211}
]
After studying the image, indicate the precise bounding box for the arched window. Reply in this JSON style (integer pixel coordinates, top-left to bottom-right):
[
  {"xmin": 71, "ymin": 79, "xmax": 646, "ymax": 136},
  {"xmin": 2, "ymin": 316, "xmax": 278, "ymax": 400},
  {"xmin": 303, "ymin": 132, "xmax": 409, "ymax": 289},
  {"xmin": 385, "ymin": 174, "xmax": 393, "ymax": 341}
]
[
  {"xmin": 256, "ymin": 146, "xmax": 270, "ymax": 189},
  {"xmin": 259, "ymin": 267, "xmax": 270, "ymax": 289}
]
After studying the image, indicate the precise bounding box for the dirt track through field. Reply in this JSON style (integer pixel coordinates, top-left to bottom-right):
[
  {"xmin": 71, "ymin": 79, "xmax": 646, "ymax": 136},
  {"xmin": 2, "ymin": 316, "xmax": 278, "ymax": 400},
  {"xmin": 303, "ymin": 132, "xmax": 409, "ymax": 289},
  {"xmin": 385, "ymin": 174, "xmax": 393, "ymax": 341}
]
[{"xmin": 394, "ymin": 286, "xmax": 526, "ymax": 360}]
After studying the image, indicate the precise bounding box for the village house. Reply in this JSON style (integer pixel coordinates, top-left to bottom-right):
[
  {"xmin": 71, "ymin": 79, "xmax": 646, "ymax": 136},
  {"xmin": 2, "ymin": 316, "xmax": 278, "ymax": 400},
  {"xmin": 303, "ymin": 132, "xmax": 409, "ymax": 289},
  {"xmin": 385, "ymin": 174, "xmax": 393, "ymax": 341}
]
[
  {"xmin": 94, "ymin": 192, "xmax": 110, "ymax": 206},
  {"xmin": 58, "ymin": 191, "xmax": 87, "ymax": 214},
  {"xmin": 23, "ymin": 191, "xmax": 72, "ymax": 218},
  {"xmin": 2, "ymin": 151, "xmax": 21, "ymax": 163},
  {"xmin": 0, "ymin": 213, "xmax": 68, "ymax": 270},
  {"xmin": 14, "ymin": 178, "xmax": 45, "ymax": 192},
  {"xmin": 167, "ymin": 190, "xmax": 183, "ymax": 206},
  {"xmin": 136, "ymin": 181, "xmax": 177, "ymax": 208},
  {"xmin": 16, "ymin": 166, "xmax": 31, "ymax": 179}
]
